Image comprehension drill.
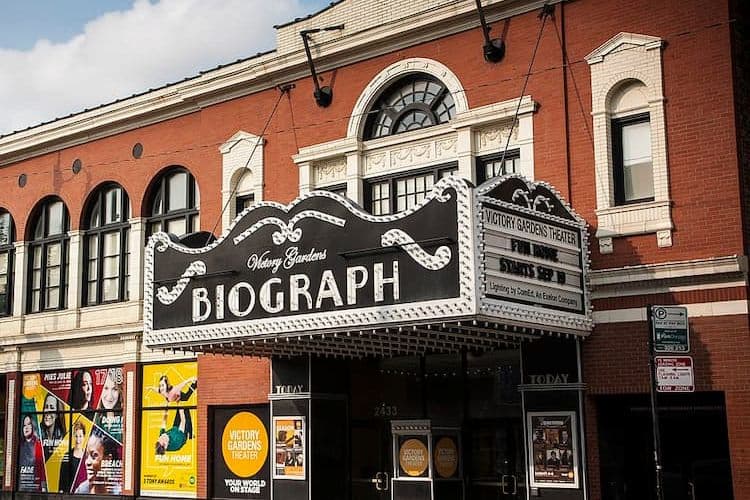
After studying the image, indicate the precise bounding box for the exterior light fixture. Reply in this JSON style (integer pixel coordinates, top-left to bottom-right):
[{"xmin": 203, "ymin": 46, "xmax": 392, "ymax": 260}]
[
  {"xmin": 300, "ymin": 25, "xmax": 345, "ymax": 107},
  {"xmin": 474, "ymin": 0, "xmax": 505, "ymax": 62}
]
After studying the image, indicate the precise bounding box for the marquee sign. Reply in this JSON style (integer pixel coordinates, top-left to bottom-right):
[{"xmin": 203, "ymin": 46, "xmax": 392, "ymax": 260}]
[
  {"xmin": 144, "ymin": 176, "xmax": 475, "ymax": 348},
  {"xmin": 144, "ymin": 175, "xmax": 592, "ymax": 352},
  {"xmin": 477, "ymin": 175, "xmax": 591, "ymax": 333}
]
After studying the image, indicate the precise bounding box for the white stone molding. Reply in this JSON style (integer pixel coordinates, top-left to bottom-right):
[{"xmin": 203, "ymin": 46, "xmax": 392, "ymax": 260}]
[
  {"xmin": 313, "ymin": 156, "xmax": 347, "ymax": 185},
  {"xmin": 295, "ymin": 95, "xmax": 537, "ymax": 198},
  {"xmin": 594, "ymin": 301, "xmax": 749, "ymax": 324},
  {"xmin": 220, "ymin": 131, "xmax": 264, "ymax": 232},
  {"xmin": 11, "ymin": 241, "xmax": 25, "ymax": 317},
  {"xmin": 128, "ymin": 218, "xmax": 145, "ymax": 303},
  {"xmin": 67, "ymin": 230, "xmax": 83, "ymax": 314},
  {"xmin": 586, "ymin": 33, "xmax": 672, "ymax": 253},
  {"xmin": 347, "ymin": 58, "xmax": 469, "ymax": 139}
]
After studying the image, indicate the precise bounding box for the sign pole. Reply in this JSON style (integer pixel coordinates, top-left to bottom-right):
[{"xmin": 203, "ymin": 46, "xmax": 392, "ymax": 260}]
[{"xmin": 647, "ymin": 305, "xmax": 665, "ymax": 500}]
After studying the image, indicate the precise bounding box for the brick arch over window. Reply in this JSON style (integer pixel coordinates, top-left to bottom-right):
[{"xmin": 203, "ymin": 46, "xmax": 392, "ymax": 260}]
[
  {"xmin": 81, "ymin": 182, "xmax": 132, "ymax": 306},
  {"xmin": 143, "ymin": 165, "xmax": 200, "ymax": 238},
  {"xmin": 347, "ymin": 58, "xmax": 468, "ymax": 139},
  {"xmin": 26, "ymin": 196, "xmax": 71, "ymax": 312}
]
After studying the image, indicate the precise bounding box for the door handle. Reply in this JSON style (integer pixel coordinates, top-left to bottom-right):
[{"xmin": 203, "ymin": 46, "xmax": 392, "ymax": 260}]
[
  {"xmin": 501, "ymin": 474, "xmax": 517, "ymax": 495},
  {"xmin": 371, "ymin": 472, "xmax": 389, "ymax": 491}
]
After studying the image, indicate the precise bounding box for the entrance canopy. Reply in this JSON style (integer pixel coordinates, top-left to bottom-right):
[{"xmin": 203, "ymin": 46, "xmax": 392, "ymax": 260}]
[{"xmin": 144, "ymin": 175, "xmax": 591, "ymax": 357}]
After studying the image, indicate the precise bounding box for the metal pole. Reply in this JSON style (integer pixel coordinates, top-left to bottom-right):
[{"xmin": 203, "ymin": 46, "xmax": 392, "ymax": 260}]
[{"xmin": 646, "ymin": 305, "xmax": 665, "ymax": 500}]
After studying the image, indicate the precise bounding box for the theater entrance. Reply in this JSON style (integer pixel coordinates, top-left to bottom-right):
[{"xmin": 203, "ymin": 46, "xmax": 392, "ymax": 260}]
[{"xmin": 349, "ymin": 350, "xmax": 526, "ymax": 500}]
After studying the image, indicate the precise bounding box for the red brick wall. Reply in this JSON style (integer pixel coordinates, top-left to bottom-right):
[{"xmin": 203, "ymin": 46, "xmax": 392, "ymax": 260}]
[
  {"xmin": 584, "ymin": 314, "xmax": 750, "ymax": 499},
  {"xmin": 0, "ymin": 0, "xmax": 742, "ymax": 270},
  {"xmin": 196, "ymin": 355, "xmax": 269, "ymax": 499}
]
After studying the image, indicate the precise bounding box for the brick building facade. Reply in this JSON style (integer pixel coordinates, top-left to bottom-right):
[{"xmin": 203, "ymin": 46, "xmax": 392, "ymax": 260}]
[{"xmin": 0, "ymin": 0, "xmax": 747, "ymax": 499}]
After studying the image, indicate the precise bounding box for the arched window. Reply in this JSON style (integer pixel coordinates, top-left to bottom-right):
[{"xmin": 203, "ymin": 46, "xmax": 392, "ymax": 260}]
[
  {"xmin": 609, "ymin": 81, "xmax": 653, "ymax": 204},
  {"xmin": 83, "ymin": 184, "xmax": 131, "ymax": 305},
  {"xmin": 364, "ymin": 75, "xmax": 456, "ymax": 139},
  {"xmin": 0, "ymin": 209, "xmax": 14, "ymax": 316},
  {"xmin": 146, "ymin": 168, "xmax": 200, "ymax": 237},
  {"xmin": 28, "ymin": 198, "xmax": 70, "ymax": 313}
]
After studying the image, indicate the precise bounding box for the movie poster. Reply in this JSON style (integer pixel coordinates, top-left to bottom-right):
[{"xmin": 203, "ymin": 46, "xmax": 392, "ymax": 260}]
[
  {"xmin": 212, "ymin": 406, "xmax": 270, "ymax": 499},
  {"xmin": 527, "ymin": 411, "xmax": 579, "ymax": 489},
  {"xmin": 272, "ymin": 417, "xmax": 304, "ymax": 480},
  {"xmin": 140, "ymin": 361, "xmax": 198, "ymax": 498},
  {"xmin": 17, "ymin": 368, "xmax": 124, "ymax": 495}
]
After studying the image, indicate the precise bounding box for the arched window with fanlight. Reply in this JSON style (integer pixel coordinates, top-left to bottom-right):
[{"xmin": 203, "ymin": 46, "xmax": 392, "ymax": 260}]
[
  {"xmin": 364, "ymin": 74, "xmax": 456, "ymax": 139},
  {"xmin": 146, "ymin": 167, "xmax": 200, "ymax": 238},
  {"xmin": 0, "ymin": 209, "xmax": 14, "ymax": 316},
  {"xmin": 27, "ymin": 198, "xmax": 70, "ymax": 313},
  {"xmin": 83, "ymin": 184, "xmax": 131, "ymax": 306}
]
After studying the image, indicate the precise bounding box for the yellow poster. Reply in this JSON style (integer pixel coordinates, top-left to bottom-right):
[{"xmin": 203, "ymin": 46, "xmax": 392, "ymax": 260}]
[
  {"xmin": 140, "ymin": 362, "xmax": 197, "ymax": 497},
  {"xmin": 142, "ymin": 362, "xmax": 197, "ymax": 409}
]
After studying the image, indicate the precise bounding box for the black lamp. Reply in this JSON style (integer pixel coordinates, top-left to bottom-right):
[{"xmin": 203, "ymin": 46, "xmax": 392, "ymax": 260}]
[
  {"xmin": 300, "ymin": 25, "xmax": 345, "ymax": 107},
  {"xmin": 474, "ymin": 0, "xmax": 505, "ymax": 63}
]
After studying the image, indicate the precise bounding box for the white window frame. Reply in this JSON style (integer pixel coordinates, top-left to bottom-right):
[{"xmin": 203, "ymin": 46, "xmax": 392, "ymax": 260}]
[{"xmin": 586, "ymin": 33, "xmax": 673, "ymax": 254}]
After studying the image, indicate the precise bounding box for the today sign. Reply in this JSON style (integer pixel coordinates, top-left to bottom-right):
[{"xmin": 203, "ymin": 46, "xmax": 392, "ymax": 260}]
[{"xmin": 652, "ymin": 305, "xmax": 690, "ymax": 353}]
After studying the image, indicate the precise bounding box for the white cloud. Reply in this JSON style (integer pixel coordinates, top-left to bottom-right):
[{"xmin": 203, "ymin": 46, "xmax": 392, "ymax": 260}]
[{"xmin": 0, "ymin": 0, "xmax": 311, "ymax": 135}]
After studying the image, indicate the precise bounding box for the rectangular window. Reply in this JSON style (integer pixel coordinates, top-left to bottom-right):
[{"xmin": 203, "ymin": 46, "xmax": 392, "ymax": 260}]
[
  {"xmin": 235, "ymin": 193, "xmax": 255, "ymax": 216},
  {"xmin": 476, "ymin": 150, "xmax": 520, "ymax": 184},
  {"xmin": 613, "ymin": 114, "xmax": 654, "ymax": 204},
  {"xmin": 0, "ymin": 250, "xmax": 11, "ymax": 315},
  {"xmin": 365, "ymin": 164, "xmax": 457, "ymax": 215},
  {"xmin": 323, "ymin": 184, "xmax": 347, "ymax": 198}
]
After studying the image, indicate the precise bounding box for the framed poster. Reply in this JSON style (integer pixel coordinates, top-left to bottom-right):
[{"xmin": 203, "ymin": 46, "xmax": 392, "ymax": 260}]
[
  {"xmin": 18, "ymin": 367, "xmax": 124, "ymax": 495},
  {"xmin": 212, "ymin": 406, "xmax": 270, "ymax": 499},
  {"xmin": 272, "ymin": 417, "xmax": 305, "ymax": 480},
  {"xmin": 140, "ymin": 361, "xmax": 198, "ymax": 498},
  {"xmin": 526, "ymin": 411, "xmax": 579, "ymax": 489}
]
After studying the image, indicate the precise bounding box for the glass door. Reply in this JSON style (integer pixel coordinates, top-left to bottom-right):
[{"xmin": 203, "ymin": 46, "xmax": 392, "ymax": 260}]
[{"xmin": 467, "ymin": 418, "xmax": 526, "ymax": 499}]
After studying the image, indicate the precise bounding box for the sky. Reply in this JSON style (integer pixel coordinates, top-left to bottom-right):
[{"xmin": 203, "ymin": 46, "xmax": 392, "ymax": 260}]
[{"xmin": 0, "ymin": 0, "xmax": 330, "ymax": 136}]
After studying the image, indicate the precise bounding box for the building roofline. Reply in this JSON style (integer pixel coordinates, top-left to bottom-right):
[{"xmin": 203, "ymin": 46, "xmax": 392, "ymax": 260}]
[
  {"xmin": 0, "ymin": 0, "xmax": 551, "ymax": 166},
  {"xmin": 273, "ymin": 0, "xmax": 345, "ymax": 30}
]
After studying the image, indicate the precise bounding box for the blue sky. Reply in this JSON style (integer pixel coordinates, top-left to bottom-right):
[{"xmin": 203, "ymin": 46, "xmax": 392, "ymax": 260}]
[
  {"xmin": 0, "ymin": 1, "xmax": 137, "ymax": 50},
  {"xmin": 0, "ymin": 0, "xmax": 330, "ymax": 135}
]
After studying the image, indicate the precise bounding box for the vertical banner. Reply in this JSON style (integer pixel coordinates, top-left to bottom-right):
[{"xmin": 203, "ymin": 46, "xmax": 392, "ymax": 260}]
[
  {"xmin": 17, "ymin": 367, "xmax": 124, "ymax": 495},
  {"xmin": 272, "ymin": 417, "xmax": 305, "ymax": 480},
  {"xmin": 140, "ymin": 361, "xmax": 198, "ymax": 498},
  {"xmin": 527, "ymin": 411, "xmax": 579, "ymax": 488},
  {"xmin": 212, "ymin": 406, "xmax": 270, "ymax": 499}
]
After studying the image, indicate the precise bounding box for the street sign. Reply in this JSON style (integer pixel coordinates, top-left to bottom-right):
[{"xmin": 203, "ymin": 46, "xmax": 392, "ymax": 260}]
[
  {"xmin": 656, "ymin": 356, "xmax": 694, "ymax": 392},
  {"xmin": 651, "ymin": 305, "xmax": 689, "ymax": 353}
]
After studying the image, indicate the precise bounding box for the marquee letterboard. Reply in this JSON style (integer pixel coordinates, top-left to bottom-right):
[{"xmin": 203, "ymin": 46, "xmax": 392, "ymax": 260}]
[{"xmin": 477, "ymin": 175, "xmax": 590, "ymax": 328}]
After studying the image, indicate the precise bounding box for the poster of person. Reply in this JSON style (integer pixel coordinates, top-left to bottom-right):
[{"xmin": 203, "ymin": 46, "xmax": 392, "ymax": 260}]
[
  {"xmin": 140, "ymin": 361, "xmax": 198, "ymax": 498},
  {"xmin": 212, "ymin": 406, "xmax": 270, "ymax": 499},
  {"xmin": 17, "ymin": 368, "xmax": 124, "ymax": 495},
  {"xmin": 526, "ymin": 411, "xmax": 579, "ymax": 488},
  {"xmin": 272, "ymin": 417, "xmax": 305, "ymax": 480}
]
